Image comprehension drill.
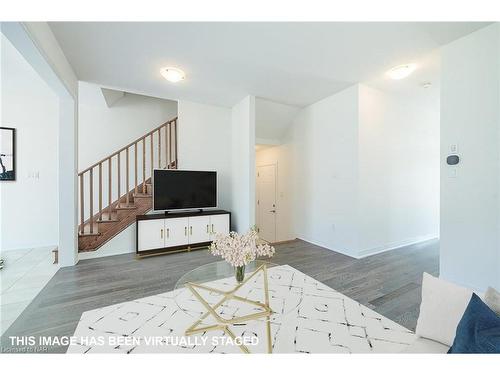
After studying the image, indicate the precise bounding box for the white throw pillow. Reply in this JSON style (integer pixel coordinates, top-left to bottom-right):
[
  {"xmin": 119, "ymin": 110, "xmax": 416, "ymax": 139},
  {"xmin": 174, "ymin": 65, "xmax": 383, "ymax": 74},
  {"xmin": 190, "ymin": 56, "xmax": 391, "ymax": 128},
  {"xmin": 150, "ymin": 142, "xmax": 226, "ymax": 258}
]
[{"xmin": 415, "ymin": 273, "xmax": 474, "ymax": 347}]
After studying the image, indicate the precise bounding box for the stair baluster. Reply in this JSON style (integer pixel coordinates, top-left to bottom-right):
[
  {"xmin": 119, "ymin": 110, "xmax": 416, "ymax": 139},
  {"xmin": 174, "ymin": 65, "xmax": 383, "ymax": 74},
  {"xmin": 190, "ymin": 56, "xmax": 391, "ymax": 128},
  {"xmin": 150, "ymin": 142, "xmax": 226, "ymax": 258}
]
[
  {"xmin": 98, "ymin": 163, "xmax": 103, "ymax": 221},
  {"xmin": 126, "ymin": 148, "xmax": 130, "ymax": 207},
  {"xmin": 77, "ymin": 118, "xmax": 177, "ymax": 249},
  {"xmin": 158, "ymin": 128, "xmax": 162, "ymax": 168},
  {"xmin": 173, "ymin": 120, "xmax": 177, "ymax": 167},
  {"xmin": 168, "ymin": 122, "xmax": 172, "ymax": 168},
  {"xmin": 134, "ymin": 143, "xmax": 138, "ymax": 196},
  {"xmin": 142, "ymin": 138, "xmax": 146, "ymax": 194},
  {"xmin": 150, "ymin": 133, "xmax": 154, "ymax": 184},
  {"xmin": 89, "ymin": 168, "xmax": 94, "ymax": 233},
  {"xmin": 117, "ymin": 152, "xmax": 121, "ymax": 208},
  {"xmin": 165, "ymin": 124, "xmax": 170, "ymax": 168},
  {"xmin": 80, "ymin": 174, "xmax": 84, "ymax": 234}
]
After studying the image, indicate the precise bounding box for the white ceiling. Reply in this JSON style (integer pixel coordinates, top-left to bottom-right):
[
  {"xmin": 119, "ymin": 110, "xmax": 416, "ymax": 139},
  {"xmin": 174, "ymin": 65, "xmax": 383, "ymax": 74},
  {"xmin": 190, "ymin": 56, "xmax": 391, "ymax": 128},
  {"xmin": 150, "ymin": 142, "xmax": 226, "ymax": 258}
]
[{"xmin": 49, "ymin": 22, "xmax": 489, "ymax": 108}]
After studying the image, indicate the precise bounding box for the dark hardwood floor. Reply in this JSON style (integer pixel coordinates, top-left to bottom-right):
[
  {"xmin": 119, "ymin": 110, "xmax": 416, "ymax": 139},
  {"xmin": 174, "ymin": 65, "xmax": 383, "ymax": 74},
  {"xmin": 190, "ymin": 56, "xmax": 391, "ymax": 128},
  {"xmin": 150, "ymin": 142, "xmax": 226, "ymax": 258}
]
[{"xmin": 0, "ymin": 238, "xmax": 439, "ymax": 353}]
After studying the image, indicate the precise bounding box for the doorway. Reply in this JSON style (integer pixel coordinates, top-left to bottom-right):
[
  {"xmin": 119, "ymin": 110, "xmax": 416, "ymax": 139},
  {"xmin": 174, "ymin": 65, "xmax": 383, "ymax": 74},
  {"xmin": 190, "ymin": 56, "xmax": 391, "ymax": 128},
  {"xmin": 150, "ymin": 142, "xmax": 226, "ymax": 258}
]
[{"xmin": 256, "ymin": 164, "xmax": 277, "ymax": 243}]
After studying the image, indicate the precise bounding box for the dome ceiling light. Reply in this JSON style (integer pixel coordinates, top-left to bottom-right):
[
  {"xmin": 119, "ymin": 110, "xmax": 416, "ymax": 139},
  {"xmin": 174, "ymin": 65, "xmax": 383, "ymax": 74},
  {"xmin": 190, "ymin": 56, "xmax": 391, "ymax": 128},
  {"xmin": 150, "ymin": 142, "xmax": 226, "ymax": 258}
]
[
  {"xmin": 386, "ymin": 64, "xmax": 416, "ymax": 80},
  {"xmin": 160, "ymin": 67, "xmax": 185, "ymax": 83}
]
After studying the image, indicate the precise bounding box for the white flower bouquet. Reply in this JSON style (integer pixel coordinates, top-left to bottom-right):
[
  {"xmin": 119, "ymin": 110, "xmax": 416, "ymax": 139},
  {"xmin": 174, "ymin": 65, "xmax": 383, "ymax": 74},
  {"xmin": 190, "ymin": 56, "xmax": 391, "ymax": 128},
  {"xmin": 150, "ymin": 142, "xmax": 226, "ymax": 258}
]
[{"xmin": 209, "ymin": 228, "xmax": 275, "ymax": 282}]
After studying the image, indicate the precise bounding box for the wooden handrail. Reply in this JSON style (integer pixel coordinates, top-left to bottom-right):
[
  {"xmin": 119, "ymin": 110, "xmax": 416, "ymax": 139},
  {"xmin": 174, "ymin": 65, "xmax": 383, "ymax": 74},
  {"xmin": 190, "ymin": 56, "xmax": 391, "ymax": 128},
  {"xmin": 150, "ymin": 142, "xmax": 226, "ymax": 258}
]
[
  {"xmin": 78, "ymin": 116, "xmax": 178, "ymax": 235},
  {"xmin": 78, "ymin": 117, "xmax": 177, "ymax": 176}
]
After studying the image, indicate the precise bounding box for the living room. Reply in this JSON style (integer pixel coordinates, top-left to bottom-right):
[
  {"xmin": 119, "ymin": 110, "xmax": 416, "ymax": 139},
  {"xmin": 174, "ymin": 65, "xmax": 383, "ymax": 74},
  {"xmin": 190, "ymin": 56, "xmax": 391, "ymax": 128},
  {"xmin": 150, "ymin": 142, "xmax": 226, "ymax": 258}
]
[{"xmin": 0, "ymin": 1, "xmax": 499, "ymax": 372}]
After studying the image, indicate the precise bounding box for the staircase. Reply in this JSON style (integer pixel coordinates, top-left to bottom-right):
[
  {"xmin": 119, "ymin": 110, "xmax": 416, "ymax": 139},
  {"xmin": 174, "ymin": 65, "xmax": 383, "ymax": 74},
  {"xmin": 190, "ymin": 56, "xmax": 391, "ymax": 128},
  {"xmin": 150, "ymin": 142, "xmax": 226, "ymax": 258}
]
[{"xmin": 78, "ymin": 117, "xmax": 178, "ymax": 252}]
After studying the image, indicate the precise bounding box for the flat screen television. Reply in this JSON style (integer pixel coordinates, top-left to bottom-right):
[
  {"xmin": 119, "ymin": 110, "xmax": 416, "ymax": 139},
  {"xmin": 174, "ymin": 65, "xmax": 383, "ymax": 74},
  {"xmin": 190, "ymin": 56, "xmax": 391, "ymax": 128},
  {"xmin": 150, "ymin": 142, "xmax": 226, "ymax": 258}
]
[{"xmin": 153, "ymin": 169, "xmax": 217, "ymax": 211}]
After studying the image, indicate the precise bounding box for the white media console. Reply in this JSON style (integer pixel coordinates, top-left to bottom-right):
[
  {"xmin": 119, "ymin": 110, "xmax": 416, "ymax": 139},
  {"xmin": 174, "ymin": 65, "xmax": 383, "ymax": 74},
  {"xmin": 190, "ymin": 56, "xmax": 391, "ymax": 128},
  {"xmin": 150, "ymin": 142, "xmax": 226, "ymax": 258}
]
[{"xmin": 136, "ymin": 210, "xmax": 230, "ymax": 256}]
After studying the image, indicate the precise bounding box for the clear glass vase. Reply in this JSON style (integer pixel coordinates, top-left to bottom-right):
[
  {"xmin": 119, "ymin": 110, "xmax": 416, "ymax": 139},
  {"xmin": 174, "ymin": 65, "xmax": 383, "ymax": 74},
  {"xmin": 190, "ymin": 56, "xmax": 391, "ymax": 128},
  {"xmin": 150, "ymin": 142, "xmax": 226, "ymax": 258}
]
[{"xmin": 235, "ymin": 265, "xmax": 245, "ymax": 283}]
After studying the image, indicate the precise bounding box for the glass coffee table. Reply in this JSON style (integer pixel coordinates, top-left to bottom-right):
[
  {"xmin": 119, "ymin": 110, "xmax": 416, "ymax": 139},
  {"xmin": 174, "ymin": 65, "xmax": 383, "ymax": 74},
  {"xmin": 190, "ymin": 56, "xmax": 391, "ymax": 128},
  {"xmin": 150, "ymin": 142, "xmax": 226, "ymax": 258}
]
[{"xmin": 174, "ymin": 260, "xmax": 297, "ymax": 353}]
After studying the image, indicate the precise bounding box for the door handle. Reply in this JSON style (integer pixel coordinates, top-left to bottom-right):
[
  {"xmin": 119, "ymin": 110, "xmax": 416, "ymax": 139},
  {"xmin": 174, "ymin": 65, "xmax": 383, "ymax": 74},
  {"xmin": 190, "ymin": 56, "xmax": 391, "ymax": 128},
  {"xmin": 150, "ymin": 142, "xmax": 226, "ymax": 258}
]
[
  {"xmin": 270, "ymin": 210, "xmax": 276, "ymax": 213},
  {"xmin": 184, "ymin": 227, "xmax": 187, "ymax": 236},
  {"xmin": 166, "ymin": 228, "xmax": 169, "ymax": 238},
  {"xmin": 190, "ymin": 226, "xmax": 192, "ymax": 235},
  {"xmin": 206, "ymin": 224, "xmax": 209, "ymax": 233},
  {"xmin": 160, "ymin": 229, "xmax": 164, "ymax": 239},
  {"xmin": 211, "ymin": 224, "xmax": 214, "ymax": 233}
]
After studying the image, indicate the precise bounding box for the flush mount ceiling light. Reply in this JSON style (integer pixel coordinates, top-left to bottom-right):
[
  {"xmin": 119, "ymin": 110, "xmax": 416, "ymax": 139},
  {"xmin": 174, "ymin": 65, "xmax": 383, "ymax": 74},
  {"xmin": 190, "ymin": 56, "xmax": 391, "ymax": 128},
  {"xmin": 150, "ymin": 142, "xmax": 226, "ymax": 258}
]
[
  {"xmin": 160, "ymin": 67, "xmax": 185, "ymax": 83},
  {"xmin": 386, "ymin": 64, "xmax": 417, "ymax": 80}
]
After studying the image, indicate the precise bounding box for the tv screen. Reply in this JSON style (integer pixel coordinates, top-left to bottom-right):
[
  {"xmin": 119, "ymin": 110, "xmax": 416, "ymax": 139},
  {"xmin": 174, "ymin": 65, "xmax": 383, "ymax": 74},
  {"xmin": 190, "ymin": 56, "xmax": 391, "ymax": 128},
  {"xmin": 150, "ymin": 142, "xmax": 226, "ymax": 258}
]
[{"xmin": 153, "ymin": 170, "xmax": 217, "ymax": 211}]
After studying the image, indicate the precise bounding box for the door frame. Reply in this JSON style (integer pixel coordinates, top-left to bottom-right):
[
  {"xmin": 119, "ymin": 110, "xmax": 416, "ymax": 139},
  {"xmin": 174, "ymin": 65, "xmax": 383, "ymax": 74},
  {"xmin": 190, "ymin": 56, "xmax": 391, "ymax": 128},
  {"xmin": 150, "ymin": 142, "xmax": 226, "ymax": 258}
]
[{"xmin": 256, "ymin": 162, "xmax": 278, "ymax": 243}]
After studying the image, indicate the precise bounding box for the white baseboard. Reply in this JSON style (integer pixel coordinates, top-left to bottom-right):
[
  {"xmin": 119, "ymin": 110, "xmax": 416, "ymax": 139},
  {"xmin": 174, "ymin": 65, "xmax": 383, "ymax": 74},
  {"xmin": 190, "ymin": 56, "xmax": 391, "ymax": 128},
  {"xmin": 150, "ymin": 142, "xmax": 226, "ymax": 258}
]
[
  {"xmin": 356, "ymin": 234, "xmax": 439, "ymax": 258},
  {"xmin": 296, "ymin": 236, "xmax": 358, "ymax": 259},
  {"xmin": 297, "ymin": 234, "xmax": 439, "ymax": 259},
  {"xmin": 78, "ymin": 225, "xmax": 136, "ymax": 261}
]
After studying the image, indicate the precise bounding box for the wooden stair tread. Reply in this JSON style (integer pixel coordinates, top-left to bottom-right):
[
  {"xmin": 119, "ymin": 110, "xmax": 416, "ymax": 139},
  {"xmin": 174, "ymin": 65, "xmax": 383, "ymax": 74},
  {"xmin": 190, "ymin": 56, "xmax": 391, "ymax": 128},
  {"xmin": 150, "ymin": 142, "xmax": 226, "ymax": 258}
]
[
  {"xmin": 133, "ymin": 193, "xmax": 152, "ymax": 198},
  {"xmin": 97, "ymin": 212, "xmax": 119, "ymax": 223},
  {"xmin": 79, "ymin": 232, "xmax": 101, "ymax": 237},
  {"xmin": 79, "ymin": 224, "xmax": 100, "ymax": 236},
  {"xmin": 78, "ymin": 195, "xmax": 152, "ymax": 252},
  {"xmin": 115, "ymin": 204, "xmax": 137, "ymax": 210}
]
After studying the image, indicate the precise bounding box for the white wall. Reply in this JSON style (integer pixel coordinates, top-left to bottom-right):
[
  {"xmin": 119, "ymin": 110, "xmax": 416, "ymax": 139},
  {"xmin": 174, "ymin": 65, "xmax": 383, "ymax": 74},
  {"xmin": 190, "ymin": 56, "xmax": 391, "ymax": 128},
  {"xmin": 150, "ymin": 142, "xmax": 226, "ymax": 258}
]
[
  {"xmin": 78, "ymin": 81, "xmax": 177, "ymax": 169},
  {"xmin": 288, "ymin": 84, "xmax": 439, "ymax": 258},
  {"xmin": 255, "ymin": 144, "xmax": 294, "ymax": 242},
  {"xmin": 3, "ymin": 22, "xmax": 80, "ymax": 266},
  {"xmin": 78, "ymin": 82, "xmax": 177, "ymax": 225},
  {"xmin": 81, "ymin": 99, "xmax": 232, "ymax": 259},
  {"xmin": 177, "ymin": 100, "xmax": 232, "ymax": 211},
  {"xmin": 1, "ymin": 35, "xmax": 60, "ymax": 251},
  {"xmin": 440, "ymin": 24, "xmax": 500, "ymax": 291},
  {"xmin": 357, "ymin": 84, "xmax": 440, "ymax": 256},
  {"xmin": 290, "ymin": 85, "xmax": 360, "ymax": 256},
  {"xmin": 231, "ymin": 96, "xmax": 256, "ymax": 233}
]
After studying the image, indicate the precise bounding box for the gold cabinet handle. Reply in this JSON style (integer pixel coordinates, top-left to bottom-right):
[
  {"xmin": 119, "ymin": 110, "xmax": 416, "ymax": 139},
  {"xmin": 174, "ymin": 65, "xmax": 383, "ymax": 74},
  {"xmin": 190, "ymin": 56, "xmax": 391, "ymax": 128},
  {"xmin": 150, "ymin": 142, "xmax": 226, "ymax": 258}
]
[
  {"xmin": 190, "ymin": 226, "xmax": 193, "ymax": 235},
  {"xmin": 160, "ymin": 229, "xmax": 163, "ymax": 239}
]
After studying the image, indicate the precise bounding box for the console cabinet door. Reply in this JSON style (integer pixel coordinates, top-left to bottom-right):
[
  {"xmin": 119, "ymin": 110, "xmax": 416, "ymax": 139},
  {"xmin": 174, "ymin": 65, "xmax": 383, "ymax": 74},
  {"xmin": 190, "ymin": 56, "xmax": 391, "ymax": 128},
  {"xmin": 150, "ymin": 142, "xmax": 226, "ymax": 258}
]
[
  {"xmin": 188, "ymin": 216, "xmax": 211, "ymax": 244},
  {"xmin": 138, "ymin": 219, "xmax": 165, "ymax": 251},
  {"xmin": 210, "ymin": 214, "xmax": 230, "ymax": 240},
  {"xmin": 164, "ymin": 217, "xmax": 189, "ymax": 247}
]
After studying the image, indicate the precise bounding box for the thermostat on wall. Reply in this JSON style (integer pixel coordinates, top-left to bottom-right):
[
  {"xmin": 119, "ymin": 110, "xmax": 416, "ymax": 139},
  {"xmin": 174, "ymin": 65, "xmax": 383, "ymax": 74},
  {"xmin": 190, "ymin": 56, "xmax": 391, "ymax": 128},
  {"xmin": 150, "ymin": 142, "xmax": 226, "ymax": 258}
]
[{"xmin": 446, "ymin": 154, "xmax": 460, "ymax": 165}]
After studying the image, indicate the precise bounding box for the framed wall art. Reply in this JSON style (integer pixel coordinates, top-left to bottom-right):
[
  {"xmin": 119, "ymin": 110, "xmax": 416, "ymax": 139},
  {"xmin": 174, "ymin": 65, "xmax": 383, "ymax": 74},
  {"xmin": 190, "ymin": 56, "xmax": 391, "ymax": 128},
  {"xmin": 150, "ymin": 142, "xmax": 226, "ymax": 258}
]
[{"xmin": 0, "ymin": 127, "xmax": 16, "ymax": 181}]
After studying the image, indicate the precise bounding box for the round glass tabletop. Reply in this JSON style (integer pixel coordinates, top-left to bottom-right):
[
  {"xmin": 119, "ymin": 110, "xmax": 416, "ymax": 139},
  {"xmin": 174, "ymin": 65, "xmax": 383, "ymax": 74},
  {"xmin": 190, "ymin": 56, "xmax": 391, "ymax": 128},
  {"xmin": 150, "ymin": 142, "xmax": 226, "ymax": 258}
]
[{"xmin": 173, "ymin": 260, "xmax": 301, "ymax": 319}]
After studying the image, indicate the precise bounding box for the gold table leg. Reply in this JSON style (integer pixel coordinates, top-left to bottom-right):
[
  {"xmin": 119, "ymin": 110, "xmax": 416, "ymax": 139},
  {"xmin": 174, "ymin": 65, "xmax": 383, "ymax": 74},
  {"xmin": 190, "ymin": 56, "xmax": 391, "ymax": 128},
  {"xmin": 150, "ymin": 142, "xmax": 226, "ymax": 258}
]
[{"xmin": 184, "ymin": 264, "xmax": 274, "ymax": 353}]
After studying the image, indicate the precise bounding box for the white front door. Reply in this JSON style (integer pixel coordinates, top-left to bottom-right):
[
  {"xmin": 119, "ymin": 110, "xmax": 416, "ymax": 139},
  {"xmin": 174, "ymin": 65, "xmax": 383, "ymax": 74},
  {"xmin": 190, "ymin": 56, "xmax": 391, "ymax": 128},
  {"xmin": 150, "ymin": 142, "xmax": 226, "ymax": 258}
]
[{"xmin": 256, "ymin": 164, "xmax": 277, "ymax": 243}]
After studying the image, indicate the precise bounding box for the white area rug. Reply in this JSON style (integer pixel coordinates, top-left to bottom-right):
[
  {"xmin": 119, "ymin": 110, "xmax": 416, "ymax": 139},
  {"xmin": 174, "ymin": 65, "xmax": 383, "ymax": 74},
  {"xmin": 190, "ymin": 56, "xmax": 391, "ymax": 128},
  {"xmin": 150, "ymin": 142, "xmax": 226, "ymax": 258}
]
[{"xmin": 67, "ymin": 265, "xmax": 415, "ymax": 353}]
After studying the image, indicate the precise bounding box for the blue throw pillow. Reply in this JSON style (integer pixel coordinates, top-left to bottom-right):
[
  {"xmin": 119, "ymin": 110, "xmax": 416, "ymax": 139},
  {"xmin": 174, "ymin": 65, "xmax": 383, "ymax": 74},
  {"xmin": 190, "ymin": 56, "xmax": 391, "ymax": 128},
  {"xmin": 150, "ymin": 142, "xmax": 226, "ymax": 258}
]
[{"xmin": 448, "ymin": 293, "xmax": 500, "ymax": 353}]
